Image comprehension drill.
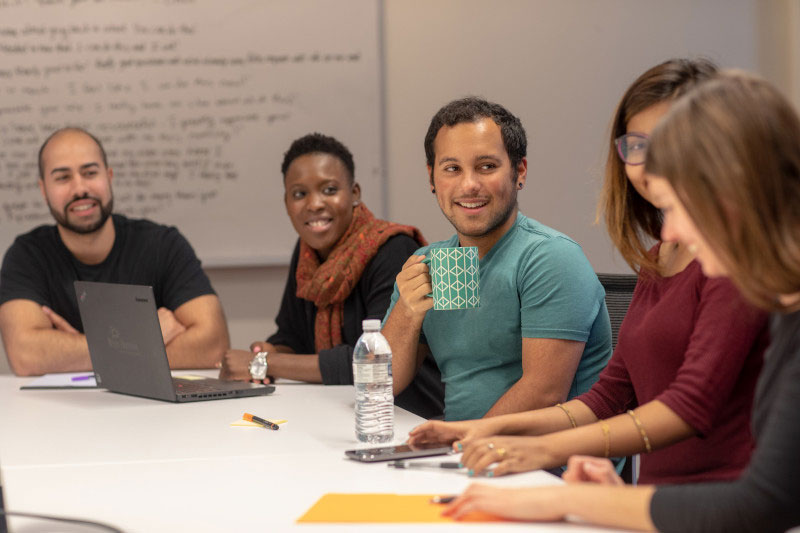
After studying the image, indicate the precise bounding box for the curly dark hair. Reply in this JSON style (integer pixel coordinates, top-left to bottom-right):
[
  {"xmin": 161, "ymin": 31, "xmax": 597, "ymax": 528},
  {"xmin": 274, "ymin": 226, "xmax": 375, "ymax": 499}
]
[
  {"xmin": 424, "ymin": 97, "xmax": 527, "ymax": 174},
  {"xmin": 281, "ymin": 133, "xmax": 355, "ymax": 183}
]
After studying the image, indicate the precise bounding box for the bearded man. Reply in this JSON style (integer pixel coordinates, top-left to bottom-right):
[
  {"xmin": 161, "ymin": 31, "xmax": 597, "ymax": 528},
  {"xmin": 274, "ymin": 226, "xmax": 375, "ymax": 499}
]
[{"xmin": 0, "ymin": 127, "xmax": 229, "ymax": 375}]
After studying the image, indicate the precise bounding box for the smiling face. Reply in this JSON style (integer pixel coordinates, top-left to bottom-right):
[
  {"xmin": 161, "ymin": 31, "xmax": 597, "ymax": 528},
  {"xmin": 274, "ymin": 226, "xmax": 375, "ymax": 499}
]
[
  {"xmin": 283, "ymin": 152, "xmax": 360, "ymax": 260},
  {"xmin": 623, "ymin": 101, "xmax": 671, "ymax": 204},
  {"xmin": 39, "ymin": 129, "xmax": 114, "ymax": 235},
  {"xmin": 428, "ymin": 118, "xmax": 526, "ymax": 252},
  {"xmin": 647, "ymin": 175, "xmax": 727, "ymax": 277}
]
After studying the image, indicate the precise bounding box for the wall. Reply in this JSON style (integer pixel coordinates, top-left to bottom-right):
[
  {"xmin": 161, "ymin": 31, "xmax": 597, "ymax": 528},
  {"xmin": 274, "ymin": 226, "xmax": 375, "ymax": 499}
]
[
  {"xmin": 2, "ymin": 0, "xmax": 798, "ymax": 374},
  {"xmin": 217, "ymin": 0, "xmax": 799, "ymax": 354}
]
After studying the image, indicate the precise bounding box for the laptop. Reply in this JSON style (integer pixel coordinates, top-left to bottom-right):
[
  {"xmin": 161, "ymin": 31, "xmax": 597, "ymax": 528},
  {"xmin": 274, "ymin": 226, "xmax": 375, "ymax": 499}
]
[{"xmin": 75, "ymin": 280, "xmax": 274, "ymax": 402}]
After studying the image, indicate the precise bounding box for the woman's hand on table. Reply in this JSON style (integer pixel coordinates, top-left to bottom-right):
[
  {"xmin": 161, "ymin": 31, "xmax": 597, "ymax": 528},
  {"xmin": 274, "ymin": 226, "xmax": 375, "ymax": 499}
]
[
  {"xmin": 442, "ymin": 483, "xmax": 564, "ymax": 522},
  {"xmin": 562, "ymin": 455, "xmax": 623, "ymax": 485},
  {"xmin": 218, "ymin": 343, "xmax": 276, "ymax": 384},
  {"xmin": 459, "ymin": 435, "xmax": 553, "ymax": 477}
]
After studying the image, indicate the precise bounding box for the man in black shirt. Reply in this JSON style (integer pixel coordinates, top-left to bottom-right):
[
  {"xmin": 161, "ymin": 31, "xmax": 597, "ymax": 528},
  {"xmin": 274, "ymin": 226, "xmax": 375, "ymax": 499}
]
[{"xmin": 0, "ymin": 127, "xmax": 229, "ymax": 376}]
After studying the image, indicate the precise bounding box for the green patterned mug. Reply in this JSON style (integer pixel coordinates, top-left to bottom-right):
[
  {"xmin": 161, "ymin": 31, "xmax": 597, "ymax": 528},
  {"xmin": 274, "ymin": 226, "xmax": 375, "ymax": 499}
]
[{"xmin": 424, "ymin": 246, "xmax": 480, "ymax": 310}]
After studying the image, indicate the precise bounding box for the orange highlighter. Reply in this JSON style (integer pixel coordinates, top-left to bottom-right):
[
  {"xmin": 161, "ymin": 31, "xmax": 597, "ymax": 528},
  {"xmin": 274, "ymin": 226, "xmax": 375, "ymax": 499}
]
[{"xmin": 243, "ymin": 413, "xmax": 280, "ymax": 430}]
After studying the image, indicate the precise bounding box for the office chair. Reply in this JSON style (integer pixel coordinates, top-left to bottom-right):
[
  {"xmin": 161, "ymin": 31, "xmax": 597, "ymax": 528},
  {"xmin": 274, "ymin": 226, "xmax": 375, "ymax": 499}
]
[
  {"xmin": 597, "ymin": 273, "xmax": 638, "ymax": 350},
  {"xmin": 597, "ymin": 273, "xmax": 639, "ymax": 483}
]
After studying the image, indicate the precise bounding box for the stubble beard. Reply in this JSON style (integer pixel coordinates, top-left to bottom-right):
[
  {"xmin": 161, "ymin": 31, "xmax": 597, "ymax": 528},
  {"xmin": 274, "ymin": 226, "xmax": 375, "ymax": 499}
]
[
  {"xmin": 441, "ymin": 176, "xmax": 519, "ymax": 239},
  {"xmin": 49, "ymin": 194, "xmax": 114, "ymax": 235}
]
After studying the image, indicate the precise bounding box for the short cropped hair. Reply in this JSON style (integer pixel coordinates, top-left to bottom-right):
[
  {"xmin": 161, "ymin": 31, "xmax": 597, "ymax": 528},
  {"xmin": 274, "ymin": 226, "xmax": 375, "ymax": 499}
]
[
  {"xmin": 424, "ymin": 97, "xmax": 527, "ymax": 171},
  {"xmin": 280, "ymin": 133, "xmax": 355, "ymax": 183},
  {"xmin": 38, "ymin": 127, "xmax": 109, "ymax": 180}
]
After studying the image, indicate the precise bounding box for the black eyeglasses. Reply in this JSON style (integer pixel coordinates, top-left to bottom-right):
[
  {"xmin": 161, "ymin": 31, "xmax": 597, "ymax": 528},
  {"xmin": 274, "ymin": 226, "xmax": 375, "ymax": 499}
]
[{"xmin": 614, "ymin": 132, "xmax": 649, "ymax": 166}]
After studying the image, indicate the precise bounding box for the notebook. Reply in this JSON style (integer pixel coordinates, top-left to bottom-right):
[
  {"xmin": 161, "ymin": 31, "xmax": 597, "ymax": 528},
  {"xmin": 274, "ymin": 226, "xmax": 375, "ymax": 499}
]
[{"xmin": 75, "ymin": 280, "xmax": 274, "ymax": 402}]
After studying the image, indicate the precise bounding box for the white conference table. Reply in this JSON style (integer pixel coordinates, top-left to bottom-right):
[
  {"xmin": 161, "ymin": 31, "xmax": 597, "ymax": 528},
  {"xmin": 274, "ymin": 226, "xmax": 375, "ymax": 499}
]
[{"xmin": 0, "ymin": 372, "xmax": 627, "ymax": 532}]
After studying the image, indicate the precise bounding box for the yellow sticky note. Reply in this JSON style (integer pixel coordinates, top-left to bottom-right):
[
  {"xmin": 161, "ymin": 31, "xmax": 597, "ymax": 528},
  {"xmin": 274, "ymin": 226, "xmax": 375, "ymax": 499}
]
[
  {"xmin": 230, "ymin": 418, "xmax": 287, "ymax": 427},
  {"xmin": 296, "ymin": 494, "xmax": 505, "ymax": 523}
]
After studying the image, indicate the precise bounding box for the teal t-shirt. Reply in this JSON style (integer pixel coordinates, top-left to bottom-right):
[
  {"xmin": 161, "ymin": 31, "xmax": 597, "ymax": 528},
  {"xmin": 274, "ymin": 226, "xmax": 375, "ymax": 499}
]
[{"xmin": 385, "ymin": 212, "xmax": 612, "ymax": 421}]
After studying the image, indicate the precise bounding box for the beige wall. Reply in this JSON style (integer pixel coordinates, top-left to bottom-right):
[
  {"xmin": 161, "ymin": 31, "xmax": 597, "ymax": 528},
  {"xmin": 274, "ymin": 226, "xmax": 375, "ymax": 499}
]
[{"xmin": 2, "ymin": 0, "xmax": 798, "ymax": 374}]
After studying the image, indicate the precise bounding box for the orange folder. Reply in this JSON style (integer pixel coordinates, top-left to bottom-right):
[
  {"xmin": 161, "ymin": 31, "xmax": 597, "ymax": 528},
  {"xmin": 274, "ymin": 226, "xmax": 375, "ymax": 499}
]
[{"xmin": 297, "ymin": 493, "xmax": 507, "ymax": 523}]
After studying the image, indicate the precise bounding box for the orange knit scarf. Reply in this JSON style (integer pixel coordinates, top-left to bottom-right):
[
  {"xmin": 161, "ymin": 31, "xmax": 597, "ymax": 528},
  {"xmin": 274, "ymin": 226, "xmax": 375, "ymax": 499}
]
[{"xmin": 295, "ymin": 203, "xmax": 426, "ymax": 351}]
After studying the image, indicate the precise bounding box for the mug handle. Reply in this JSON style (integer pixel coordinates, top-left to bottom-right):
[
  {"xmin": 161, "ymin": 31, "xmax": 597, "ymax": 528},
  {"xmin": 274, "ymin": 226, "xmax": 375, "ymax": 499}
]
[{"xmin": 421, "ymin": 257, "xmax": 433, "ymax": 298}]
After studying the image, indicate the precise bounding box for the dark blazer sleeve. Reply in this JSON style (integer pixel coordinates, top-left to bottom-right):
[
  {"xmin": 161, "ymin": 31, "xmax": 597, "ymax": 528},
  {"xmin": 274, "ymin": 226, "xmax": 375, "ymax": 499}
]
[{"xmin": 266, "ymin": 241, "xmax": 315, "ymax": 354}]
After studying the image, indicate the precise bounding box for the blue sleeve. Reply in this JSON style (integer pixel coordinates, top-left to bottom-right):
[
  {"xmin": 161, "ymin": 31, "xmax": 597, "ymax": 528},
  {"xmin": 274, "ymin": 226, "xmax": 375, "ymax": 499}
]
[{"xmin": 518, "ymin": 236, "xmax": 603, "ymax": 341}]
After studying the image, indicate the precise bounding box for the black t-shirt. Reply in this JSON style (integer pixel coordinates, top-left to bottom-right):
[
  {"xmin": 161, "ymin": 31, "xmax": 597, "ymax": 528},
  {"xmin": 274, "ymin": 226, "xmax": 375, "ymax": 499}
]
[
  {"xmin": 0, "ymin": 214, "xmax": 215, "ymax": 332},
  {"xmin": 268, "ymin": 235, "xmax": 445, "ymax": 419},
  {"xmin": 651, "ymin": 309, "xmax": 800, "ymax": 532}
]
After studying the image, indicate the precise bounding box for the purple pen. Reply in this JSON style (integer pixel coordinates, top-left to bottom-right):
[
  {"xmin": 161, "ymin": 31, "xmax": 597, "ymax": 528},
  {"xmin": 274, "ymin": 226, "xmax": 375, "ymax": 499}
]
[{"xmin": 71, "ymin": 374, "xmax": 94, "ymax": 382}]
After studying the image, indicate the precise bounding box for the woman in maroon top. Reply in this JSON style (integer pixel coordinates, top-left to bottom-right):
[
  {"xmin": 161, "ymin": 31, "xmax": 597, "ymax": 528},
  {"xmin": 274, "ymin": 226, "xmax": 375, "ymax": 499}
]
[{"xmin": 407, "ymin": 59, "xmax": 769, "ymax": 484}]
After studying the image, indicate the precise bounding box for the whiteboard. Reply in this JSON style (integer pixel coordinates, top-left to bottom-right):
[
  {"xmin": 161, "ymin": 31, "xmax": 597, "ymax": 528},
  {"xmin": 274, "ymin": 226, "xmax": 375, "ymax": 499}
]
[{"xmin": 0, "ymin": 0, "xmax": 383, "ymax": 267}]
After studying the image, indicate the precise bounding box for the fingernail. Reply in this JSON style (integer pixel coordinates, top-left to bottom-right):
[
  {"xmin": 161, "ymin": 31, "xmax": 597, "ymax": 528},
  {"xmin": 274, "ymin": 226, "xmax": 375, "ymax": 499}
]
[
  {"xmin": 456, "ymin": 443, "xmax": 463, "ymax": 452},
  {"xmin": 468, "ymin": 469, "xmax": 474, "ymax": 477},
  {"xmin": 458, "ymin": 462, "xmax": 463, "ymax": 469},
  {"xmin": 486, "ymin": 471, "xmax": 494, "ymax": 478}
]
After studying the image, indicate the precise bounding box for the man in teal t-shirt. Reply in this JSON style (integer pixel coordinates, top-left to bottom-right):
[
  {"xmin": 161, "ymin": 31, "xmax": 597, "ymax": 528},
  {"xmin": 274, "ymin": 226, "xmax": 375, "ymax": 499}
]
[{"xmin": 383, "ymin": 97, "xmax": 611, "ymax": 421}]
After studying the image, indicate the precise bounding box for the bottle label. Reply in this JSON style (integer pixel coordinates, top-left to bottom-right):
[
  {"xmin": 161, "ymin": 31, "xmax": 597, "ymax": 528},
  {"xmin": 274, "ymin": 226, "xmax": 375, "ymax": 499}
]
[{"xmin": 353, "ymin": 362, "xmax": 392, "ymax": 384}]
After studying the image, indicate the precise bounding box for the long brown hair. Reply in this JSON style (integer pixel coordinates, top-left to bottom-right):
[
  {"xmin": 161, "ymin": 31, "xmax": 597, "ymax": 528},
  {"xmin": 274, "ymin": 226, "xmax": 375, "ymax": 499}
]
[
  {"xmin": 647, "ymin": 72, "xmax": 800, "ymax": 311},
  {"xmin": 601, "ymin": 58, "xmax": 718, "ymax": 274}
]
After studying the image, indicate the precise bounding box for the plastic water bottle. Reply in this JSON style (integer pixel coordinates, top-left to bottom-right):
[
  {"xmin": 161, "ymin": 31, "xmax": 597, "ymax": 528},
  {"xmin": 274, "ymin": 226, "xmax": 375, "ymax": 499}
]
[{"xmin": 353, "ymin": 319, "xmax": 394, "ymax": 443}]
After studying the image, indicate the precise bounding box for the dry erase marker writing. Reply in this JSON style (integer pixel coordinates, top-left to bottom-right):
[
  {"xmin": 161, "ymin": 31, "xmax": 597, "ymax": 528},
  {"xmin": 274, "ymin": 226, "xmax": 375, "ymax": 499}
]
[
  {"xmin": 243, "ymin": 413, "xmax": 280, "ymax": 430},
  {"xmin": 71, "ymin": 374, "xmax": 94, "ymax": 382}
]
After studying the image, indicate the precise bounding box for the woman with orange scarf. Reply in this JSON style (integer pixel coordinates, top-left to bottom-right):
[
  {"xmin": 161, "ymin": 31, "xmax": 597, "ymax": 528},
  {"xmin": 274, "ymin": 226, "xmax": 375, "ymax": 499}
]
[{"xmin": 219, "ymin": 133, "xmax": 444, "ymax": 419}]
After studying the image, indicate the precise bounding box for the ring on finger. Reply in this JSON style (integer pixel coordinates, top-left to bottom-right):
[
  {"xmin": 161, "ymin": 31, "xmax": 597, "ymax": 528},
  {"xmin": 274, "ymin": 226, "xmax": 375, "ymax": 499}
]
[
  {"xmin": 487, "ymin": 443, "xmax": 495, "ymax": 451},
  {"xmin": 496, "ymin": 447, "xmax": 507, "ymax": 459}
]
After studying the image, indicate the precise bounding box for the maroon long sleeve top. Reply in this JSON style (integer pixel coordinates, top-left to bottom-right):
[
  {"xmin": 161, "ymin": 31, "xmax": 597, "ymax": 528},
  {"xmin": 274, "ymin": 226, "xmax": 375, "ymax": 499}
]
[{"xmin": 577, "ymin": 258, "xmax": 769, "ymax": 484}]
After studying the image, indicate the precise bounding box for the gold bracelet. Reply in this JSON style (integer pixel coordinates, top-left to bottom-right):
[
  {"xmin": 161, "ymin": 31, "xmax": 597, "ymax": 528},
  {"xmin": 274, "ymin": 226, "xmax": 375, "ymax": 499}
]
[
  {"xmin": 627, "ymin": 409, "xmax": 652, "ymax": 453},
  {"xmin": 555, "ymin": 403, "xmax": 578, "ymax": 428},
  {"xmin": 600, "ymin": 421, "xmax": 610, "ymax": 458}
]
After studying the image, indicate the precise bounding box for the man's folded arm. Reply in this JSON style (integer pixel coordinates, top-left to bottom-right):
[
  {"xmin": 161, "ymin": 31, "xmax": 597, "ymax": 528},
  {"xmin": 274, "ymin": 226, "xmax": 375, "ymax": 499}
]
[
  {"xmin": 0, "ymin": 299, "xmax": 91, "ymax": 376},
  {"xmin": 483, "ymin": 337, "xmax": 585, "ymax": 417},
  {"xmin": 165, "ymin": 294, "xmax": 230, "ymax": 369},
  {"xmin": 382, "ymin": 306, "xmax": 429, "ymax": 396}
]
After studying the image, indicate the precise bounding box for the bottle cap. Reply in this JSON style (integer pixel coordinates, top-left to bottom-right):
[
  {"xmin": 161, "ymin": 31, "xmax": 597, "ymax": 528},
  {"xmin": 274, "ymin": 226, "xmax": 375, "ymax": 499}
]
[{"xmin": 362, "ymin": 319, "xmax": 381, "ymax": 331}]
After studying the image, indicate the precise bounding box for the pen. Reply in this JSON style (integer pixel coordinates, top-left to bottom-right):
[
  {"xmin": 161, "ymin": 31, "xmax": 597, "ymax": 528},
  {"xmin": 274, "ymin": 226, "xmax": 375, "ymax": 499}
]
[
  {"xmin": 388, "ymin": 460, "xmax": 462, "ymax": 469},
  {"xmin": 243, "ymin": 413, "xmax": 280, "ymax": 430},
  {"xmin": 71, "ymin": 374, "xmax": 94, "ymax": 382},
  {"xmin": 430, "ymin": 495, "xmax": 457, "ymax": 504}
]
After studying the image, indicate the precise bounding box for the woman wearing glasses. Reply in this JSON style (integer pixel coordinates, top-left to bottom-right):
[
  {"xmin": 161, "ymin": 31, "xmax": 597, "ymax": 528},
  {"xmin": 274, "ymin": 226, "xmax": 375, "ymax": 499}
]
[
  {"xmin": 442, "ymin": 70, "xmax": 800, "ymax": 533},
  {"xmin": 408, "ymin": 59, "xmax": 769, "ymax": 485}
]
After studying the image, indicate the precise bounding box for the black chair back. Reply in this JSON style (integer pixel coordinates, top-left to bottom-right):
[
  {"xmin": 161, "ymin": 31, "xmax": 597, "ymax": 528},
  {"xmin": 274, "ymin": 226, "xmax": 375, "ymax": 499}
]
[{"xmin": 597, "ymin": 273, "xmax": 638, "ymax": 350}]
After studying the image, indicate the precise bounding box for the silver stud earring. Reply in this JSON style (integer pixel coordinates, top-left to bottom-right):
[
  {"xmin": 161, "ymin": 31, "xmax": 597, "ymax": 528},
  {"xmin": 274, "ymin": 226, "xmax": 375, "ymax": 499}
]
[{"xmin": 352, "ymin": 201, "xmax": 359, "ymax": 207}]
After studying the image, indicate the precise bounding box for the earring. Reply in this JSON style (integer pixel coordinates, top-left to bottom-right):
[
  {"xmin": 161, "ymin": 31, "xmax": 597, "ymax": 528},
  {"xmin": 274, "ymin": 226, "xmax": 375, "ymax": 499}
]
[
  {"xmin": 517, "ymin": 183, "xmax": 523, "ymax": 189},
  {"xmin": 431, "ymin": 188, "xmax": 436, "ymax": 193},
  {"xmin": 352, "ymin": 201, "xmax": 359, "ymax": 207}
]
